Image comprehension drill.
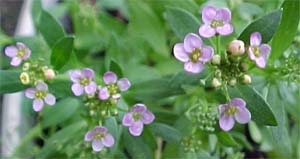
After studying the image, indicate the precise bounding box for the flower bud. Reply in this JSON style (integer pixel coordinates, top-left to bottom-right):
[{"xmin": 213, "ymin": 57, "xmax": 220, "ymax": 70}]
[
  {"xmin": 22, "ymin": 62, "xmax": 30, "ymax": 71},
  {"xmin": 215, "ymin": 69, "xmax": 222, "ymax": 78},
  {"xmin": 229, "ymin": 78, "xmax": 237, "ymax": 86},
  {"xmin": 212, "ymin": 54, "xmax": 221, "ymax": 65},
  {"xmin": 44, "ymin": 69, "xmax": 55, "ymax": 80},
  {"xmin": 20, "ymin": 72, "xmax": 30, "ymax": 85},
  {"xmin": 243, "ymin": 74, "xmax": 252, "ymax": 84},
  {"xmin": 241, "ymin": 62, "xmax": 249, "ymax": 71},
  {"xmin": 228, "ymin": 40, "xmax": 245, "ymax": 55},
  {"xmin": 212, "ymin": 78, "xmax": 221, "ymax": 88}
]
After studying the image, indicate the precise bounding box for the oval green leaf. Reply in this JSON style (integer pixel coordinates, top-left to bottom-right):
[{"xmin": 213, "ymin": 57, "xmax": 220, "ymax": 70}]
[
  {"xmin": 51, "ymin": 36, "xmax": 74, "ymax": 70},
  {"xmin": 0, "ymin": 70, "xmax": 27, "ymax": 94}
]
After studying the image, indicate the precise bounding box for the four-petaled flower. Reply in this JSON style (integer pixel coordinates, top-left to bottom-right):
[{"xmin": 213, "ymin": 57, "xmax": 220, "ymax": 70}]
[
  {"xmin": 122, "ymin": 104, "xmax": 155, "ymax": 136},
  {"xmin": 25, "ymin": 81, "xmax": 56, "ymax": 112},
  {"xmin": 173, "ymin": 33, "xmax": 214, "ymax": 73},
  {"xmin": 218, "ymin": 98, "xmax": 251, "ymax": 131},
  {"xmin": 98, "ymin": 71, "xmax": 131, "ymax": 100},
  {"xmin": 199, "ymin": 6, "xmax": 233, "ymax": 38},
  {"xmin": 69, "ymin": 68, "xmax": 97, "ymax": 96},
  {"xmin": 5, "ymin": 42, "xmax": 31, "ymax": 66},
  {"xmin": 84, "ymin": 126, "xmax": 115, "ymax": 152},
  {"xmin": 248, "ymin": 32, "xmax": 271, "ymax": 68}
]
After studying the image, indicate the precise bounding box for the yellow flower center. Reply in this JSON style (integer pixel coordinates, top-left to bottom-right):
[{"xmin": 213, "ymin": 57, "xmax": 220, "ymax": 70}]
[
  {"xmin": 210, "ymin": 20, "xmax": 224, "ymax": 28},
  {"xmin": 189, "ymin": 48, "xmax": 202, "ymax": 63},
  {"xmin": 224, "ymin": 106, "xmax": 238, "ymax": 116},
  {"xmin": 93, "ymin": 132, "xmax": 105, "ymax": 140},
  {"xmin": 108, "ymin": 84, "xmax": 119, "ymax": 95},
  {"xmin": 133, "ymin": 112, "xmax": 141, "ymax": 121},
  {"xmin": 252, "ymin": 46, "xmax": 260, "ymax": 57},
  {"xmin": 79, "ymin": 78, "xmax": 89, "ymax": 86},
  {"xmin": 35, "ymin": 91, "xmax": 47, "ymax": 99},
  {"xmin": 16, "ymin": 48, "xmax": 26, "ymax": 58}
]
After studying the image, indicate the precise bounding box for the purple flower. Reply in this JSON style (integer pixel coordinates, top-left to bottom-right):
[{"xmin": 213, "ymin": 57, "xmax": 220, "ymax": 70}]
[
  {"xmin": 84, "ymin": 126, "xmax": 115, "ymax": 152},
  {"xmin": 248, "ymin": 32, "xmax": 271, "ymax": 68},
  {"xmin": 218, "ymin": 98, "xmax": 251, "ymax": 131},
  {"xmin": 98, "ymin": 71, "xmax": 131, "ymax": 100},
  {"xmin": 199, "ymin": 6, "xmax": 233, "ymax": 38},
  {"xmin": 25, "ymin": 81, "xmax": 56, "ymax": 112},
  {"xmin": 173, "ymin": 33, "xmax": 214, "ymax": 73},
  {"xmin": 69, "ymin": 68, "xmax": 97, "ymax": 96},
  {"xmin": 4, "ymin": 42, "xmax": 31, "ymax": 66},
  {"xmin": 122, "ymin": 104, "xmax": 155, "ymax": 136}
]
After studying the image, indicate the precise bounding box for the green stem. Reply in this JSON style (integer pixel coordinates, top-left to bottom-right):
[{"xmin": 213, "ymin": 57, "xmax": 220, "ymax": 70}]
[
  {"xmin": 221, "ymin": 83, "xmax": 231, "ymax": 102},
  {"xmin": 215, "ymin": 35, "xmax": 220, "ymax": 54}
]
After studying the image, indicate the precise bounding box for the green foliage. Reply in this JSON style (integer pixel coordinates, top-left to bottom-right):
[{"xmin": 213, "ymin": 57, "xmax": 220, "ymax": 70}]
[
  {"xmin": 0, "ymin": 70, "xmax": 26, "ymax": 94},
  {"xmin": 50, "ymin": 36, "xmax": 74, "ymax": 70}
]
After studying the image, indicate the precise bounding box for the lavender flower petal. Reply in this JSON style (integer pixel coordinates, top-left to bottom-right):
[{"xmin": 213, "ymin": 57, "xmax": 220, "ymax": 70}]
[
  {"xmin": 260, "ymin": 44, "xmax": 271, "ymax": 58},
  {"xmin": 36, "ymin": 82, "xmax": 48, "ymax": 91},
  {"xmin": 219, "ymin": 115, "xmax": 235, "ymax": 131},
  {"xmin": 250, "ymin": 32, "xmax": 262, "ymax": 46},
  {"xmin": 94, "ymin": 126, "xmax": 107, "ymax": 133},
  {"xmin": 199, "ymin": 46, "xmax": 214, "ymax": 62},
  {"xmin": 122, "ymin": 112, "xmax": 134, "ymax": 126},
  {"xmin": 234, "ymin": 107, "xmax": 251, "ymax": 124},
  {"xmin": 129, "ymin": 121, "xmax": 144, "ymax": 136},
  {"xmin": 215, "ymin": 8, "xmax": 231, "ymax": 23},
  {"xmin": 11, "ymin": 57, "xmax": 22, "ymax": 66},
  {"xmin": 132, "ymin": 104, "xmax": 147, "ymax": 112},
  {"xmin": 44, "ymin": 93, "xmax": 56, "ymax": 105},
  {"xmin": 33, "ymin": 99, "xmax": 44, "ymax": 112},
  {"xmin": 98, "ymin": 87, "xmax": 110, "ymax": 100},
  {"xmin": 256, "ymin": 56, "xmax": 266, "ymax": 68},
  {"xmin": 84, "ymin": 130, "xmax": 93, "ymax": 141},
  {"xmin": 82, "ymin": 68, "xmax": 94, "ymax": 79},
  {"xmin": 199, "ymin": 25, "xmax": 216, "ymax": 38},
  {"xmin": 92, "ymin": 139, "xmax": 104, "ymax": 152},
  {"xmin": 102, "ymin": 134, "xmax": 114, "ymax": 147},
  {"xmin": 69, "ymin": 70, "xmax": 81, "ymax": 83},
  {"xmin": 173, "ymin": 43, "xmax": 189, "ymax": 62},
  {"xmin": 25, "ymin": 88, "xmax": 36, "ymax": 99},
  {"xmin": 216, "ymin": 23, "xmax": 233, "ymax": 35},
  {"xmin": 23, "ymin": 48, "xmax": 31, "ymax": 59},
  {"xmin": 4, "ymin": 46, "xmax": 17, "ymax": 57},
  {"xmin": 103, "ymin": 71, "xmax": 117, "ymax": 84},
  {"xmin": 142, "ymin": 110, "xmax": 155, "ymax": 124},
  {"xmin": 183, "ymin": 33, "xmax": 202, "ymax": 52},
  {"xmin": 71, "ymin": 83, "xmax": 84, "ymax": 96},
  {"xmin": 184, "ymin": 61, "xmax": 204, "ymax": 74},
  {"xmin": 230, "ymin": 98, "xmax": 246, "ymax": 108},
  {"xmin": 84, "ymin": 81, "xmax": 97, "ymax": 95},
  {"xmin": 248, "ymin": 47, "xmax": 256, "ymax": 60},
  {"xmin": 202, "ymin": 6, "xmax": 216, "ymax": 23},
  {"xmin": 117, "ymin": 78, "xmax": 131, "ymax": 91}
]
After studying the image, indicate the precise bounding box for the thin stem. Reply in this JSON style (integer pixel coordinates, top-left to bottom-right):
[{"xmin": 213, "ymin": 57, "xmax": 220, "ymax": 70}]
[
  {"xmin": 221, "ymin": 83, "xmax": 231, "ymax": 102},
  {"xmin": 215, "ymin": 35, "xmax": 220, "ymax": 54}
]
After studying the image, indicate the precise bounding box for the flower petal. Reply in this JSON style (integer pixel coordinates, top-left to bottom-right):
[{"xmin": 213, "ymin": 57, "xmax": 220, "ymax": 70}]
[
  {"xmin": 117, "ymin": 78, "xmax": 131, "ymax": 91},
  {"xmin": 230, "ymin": 98, "xmax": 246, "ymax": 108},
  {"xmin": 98, "ymin": 87, "xmax": 110, "ymax": 100},
  {"xmin": 129, "ymin": 121, "xmax": 144, "ymax": 136},
  {"xmin": 255, "ymin": 56, "xmax": 267, "ymax": 68},
  {"xmin": 132, "ymin": 103, "xmax": 147, "ymax": 113},
  {"xmin": 173, "ymin": 43, "xmax": 189, "ymax": 62},
  {"xmin": 248, "ymin": 47, "xmax": 256, "ymax": 60},
  {"xmin": 199, "ymin": 46, "xmax": 214, "ymax": 62},
  {"xmin": 82, "ymin": 68, "xmax": 94, "ymax": 79},
  {"xmin": 219, "ymin": 114, "xmax": 235, "ymax": 131},
  {"xmin": 184, "ymin": 61, "xmax": 204, "ymax": 74},
  {"xmin": 22, "ymin": 47, "xmax": 31, "ymax": 59},
  {"xmin": 122, "ymin": 112, "xmax": 134, "ymax": 126},
  {"xmin": 92, "ymin": 139, "xmax": 104, "ymax": 152},
  {"xmin": 199, "ymin": 25, "xmax": 216, "ymax": 38},
  {"xmin": 202, "ymin": 6, "xmax": 216, "ymax": 23},
  {"xmin": 84, "ymin": 81, "xmax": 97, "ymax": 95},
  {"xmin": 216, "ymin": 23, "xmax": 233, "ymax": 36},
  {"xmin": 36, "ymin": 81, "xmax": 48, "ymax": 91},
  {"xmin": 84, "ymin": 130, "xmax": 93, "ymax": 141},
  {"xmin": 16, "ymin": 42, "xmax": 26, "ymax": 48},
  {"xmin": 183, "ymin": 33, "xmax": 203, "ymax": 53},
  {"xmin": 33, "ymin": 99, "xmax": 44, "ymax": 112},
  {"xmin": 102, "ymin": 134, "xmax": 114, "ymax": 147},
  {"xmin": 44, "ymin": 93, "xmax": 56, "ymax": 106},
  {"xmin": 11, "ymin": 57, "xmax": 22, "ymax": 66},
  {"xmin": 71, "ymin": 83, "xmax": 84, "ymax": 96},
  {"xmin": 103, "ymin": 71, "xmax": 117, "ymax": 84},
  {"xmin": 216, "ymin": 8, "xmax": 231, "ymax": 23},
  {"xmin": 5, "ymin": 46, "xmax": 17, "ymax": 57},
  {"xmin": 94, "ymin": 126, "xmax": 107, "ymax": 133},
  {"xmin": 25, "ymin": 88, "xmax": 36, "ymax": 99},
  {"xmin": 235, "ymin": 107, "xmax": 251, "ymax": 124},
  {"xmin": 69, "ymin": 70, "xmax": 82, "ymax": 83},
  {"xmin": 218, "ymin": 104, "xmax": 228, "ymax": 114},
  {"xmin": 250, "ymin": 32, "xmax": 262, "ymax": 46},
  {"xmin": 142, "ymin": 110, "xmax": 155, "ymax": 124},
  {"xmin": 260, "ymin": 44, "xmax": 271, "ymax": 58}
]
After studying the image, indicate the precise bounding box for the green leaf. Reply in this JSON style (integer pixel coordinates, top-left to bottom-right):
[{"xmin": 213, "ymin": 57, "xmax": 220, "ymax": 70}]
[
  {"xmin": 48, "ymin": 75, "xmax": 73, "ymax": 98},
  {"xmin": 109, "ymin": 60, "xmax": 123, "ymax": 77},
  {"xmin": 238, "ymin": 10, "xmax": 282, "ymax": 44},
  {"xmin": 51, "ymin": 36, "xmax": 74, "ymax": 70},
  {"xmin": 0, "ymin": 70, "xmax": 27, "ymax": 94},
  {"xmin": 150, "ymin": 123, "xmax": 182, "ymax": 143},
  {"xmin": 228, "ymin": 84, "xmax": 277, "ymax": 126},
  {"xmin": 217, "ymin": 132, "xmax": 239, "ymax": 147},
  {"xmin": 164, "ymin": 7, "xmax": 200, "ymax": 40},
  {"xmin": 270, "ymin": 0, "xmax": 300, "ymax": 60},
  {"xmin": 38, "ymin": 10, "xmax": 65, "ymax": 48},
  {"xmin": 104, "ymin": 117, "xmax": 122, "ymax": 155},
  {"xmin": 41, "ymin": 98, "xmax": 80, "ymax": 128}
]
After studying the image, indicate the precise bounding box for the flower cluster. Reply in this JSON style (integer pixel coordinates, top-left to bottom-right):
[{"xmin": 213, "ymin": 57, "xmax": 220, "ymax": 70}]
[{"xmin": 5, "ymin": 43, "xmax": 57, "ymax": 112}]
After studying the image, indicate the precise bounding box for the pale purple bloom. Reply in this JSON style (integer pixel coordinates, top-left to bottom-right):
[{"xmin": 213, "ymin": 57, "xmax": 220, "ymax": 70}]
[
  {"xmin": 4, "ymin": 42, "xmax": 31, "ymax": 66},
  {"xmin": 25, "ymin": 81, "xmax": 56, "ymax": 112},
  {"xmin": 84, "ymin": 126, "xmax": 115, "ymax": 152},
  {"xmin": 199, "ymin": 6, "xmax": 234, "ymax": 38},
  {"xmin": 173, "ymin": 33, "xmax": 214, "ymax": 73},
  {"xmin": 248, "ymin": 32, "xmax": 271, "ymax": 68},
  {"xmin": 218, "ymin": 98, "xmax": 251, "ymax": 131},
  {"xmin": 122, "ymin": 104, "xmax": 155, "ymax": 136},
  {"xmin": 69, "ymin": 68, "xmax": 97, "ymax": 96},
  {"xmin": 98, "ymin": 71, "xmax": 131, "ymax": 100}
]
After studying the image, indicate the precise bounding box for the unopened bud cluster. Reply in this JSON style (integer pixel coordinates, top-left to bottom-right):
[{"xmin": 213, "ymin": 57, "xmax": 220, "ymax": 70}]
[{"xmin": 181, "ymin": 134, "xmax": 202, "ymax": 153}]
